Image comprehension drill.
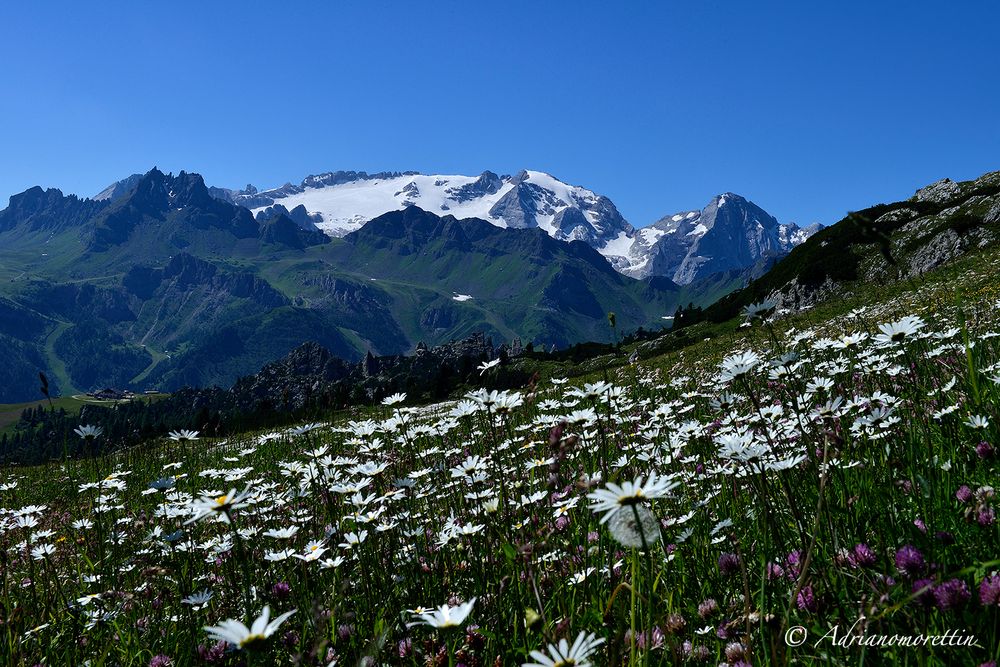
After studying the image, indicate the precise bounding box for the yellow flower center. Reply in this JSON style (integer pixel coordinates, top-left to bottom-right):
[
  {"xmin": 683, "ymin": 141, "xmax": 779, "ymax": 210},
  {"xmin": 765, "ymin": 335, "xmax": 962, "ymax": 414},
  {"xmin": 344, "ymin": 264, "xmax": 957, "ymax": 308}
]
[
  {"xmin": 618, "ymin": 494, "xmax": 643, "ymax": 507},
  {"xmin": 239, "ymin": 633, "xmax": 267, "ymax": 649},
  {"xmin": 215, "ymin": 495, "xmax": 229, "ymax": 506}
]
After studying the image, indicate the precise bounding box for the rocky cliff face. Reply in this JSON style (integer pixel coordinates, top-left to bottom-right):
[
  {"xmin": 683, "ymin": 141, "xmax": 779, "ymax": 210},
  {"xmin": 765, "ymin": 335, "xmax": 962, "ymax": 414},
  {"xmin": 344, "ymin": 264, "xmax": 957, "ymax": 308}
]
[
  {"xmin": 229, "ymin": 332, "xmax": 504, "ymax": 410},
  {"xmin": 765, "ymin": 171, "xmax": 1000, "ymax": 312},
  {"xmin": 612, "ymin": 194, "xmax": 820, "ymax": 283},
  {"xmin": 82, "ymin": 169, "xmax": 329, "ymax": 254},
  {"xmin": 0, "ymin": 186, "xmax": 107, "ymax": 233}
]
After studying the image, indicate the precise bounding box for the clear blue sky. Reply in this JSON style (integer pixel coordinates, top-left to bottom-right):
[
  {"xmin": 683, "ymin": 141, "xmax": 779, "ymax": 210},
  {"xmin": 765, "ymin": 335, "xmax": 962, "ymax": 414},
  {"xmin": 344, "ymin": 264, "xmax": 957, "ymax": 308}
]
[{"xmin": 2, "ymin": 1, "xmax": 998, "ymax": 227}]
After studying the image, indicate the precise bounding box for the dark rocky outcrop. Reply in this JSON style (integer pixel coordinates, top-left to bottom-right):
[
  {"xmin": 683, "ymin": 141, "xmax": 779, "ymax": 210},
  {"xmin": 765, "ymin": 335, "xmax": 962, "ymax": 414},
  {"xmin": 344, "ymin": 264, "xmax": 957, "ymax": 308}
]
[{"xmin": 226, "ymin": 332, "xmax": 503, "ymax": 411}]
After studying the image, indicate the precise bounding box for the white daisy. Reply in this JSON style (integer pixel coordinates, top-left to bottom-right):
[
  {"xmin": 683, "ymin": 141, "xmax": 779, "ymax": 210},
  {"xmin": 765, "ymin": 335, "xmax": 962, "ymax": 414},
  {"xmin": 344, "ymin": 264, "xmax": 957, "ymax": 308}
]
[
  {"xmin": 407, "ymin": 598, "xmax": 476, "ymax": 628},
  {"xmin": 204, "ymin": 606, "xmax": 296, "ymax": 650},
  {"xmin": 523, "ymin": 631, "xmax": 605, "ymax": 667},
  {"xmin": 587, "ymin": 473, "xmax": 678, "ymax": 524}
]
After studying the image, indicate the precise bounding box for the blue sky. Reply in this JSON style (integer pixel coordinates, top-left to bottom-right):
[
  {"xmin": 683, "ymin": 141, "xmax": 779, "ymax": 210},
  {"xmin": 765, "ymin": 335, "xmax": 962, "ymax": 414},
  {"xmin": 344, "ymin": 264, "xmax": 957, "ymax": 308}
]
[{"xmin": 1, "ymin": 1, "xmax": 998, "ymax": 227}]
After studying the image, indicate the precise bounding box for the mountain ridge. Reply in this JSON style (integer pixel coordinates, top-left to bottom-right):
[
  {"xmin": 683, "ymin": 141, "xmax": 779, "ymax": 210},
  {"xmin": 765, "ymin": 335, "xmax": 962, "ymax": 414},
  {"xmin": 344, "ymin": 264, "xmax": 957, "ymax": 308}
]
[
  {"xmin": 0, "ymin": 169, "xmax": 692, "ymax": 402},
  {"xmin": 99, "ymin": 168, "xmax": 821, "ymax": 284}
]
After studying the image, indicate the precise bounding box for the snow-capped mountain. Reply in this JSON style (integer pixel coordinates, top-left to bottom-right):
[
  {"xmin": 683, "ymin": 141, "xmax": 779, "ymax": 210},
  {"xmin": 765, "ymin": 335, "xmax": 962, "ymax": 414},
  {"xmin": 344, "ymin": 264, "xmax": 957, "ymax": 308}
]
[
  {"xmin": 103, "ymin": 169, "xmax": 821, "ymax": 284},
  {"xmin": 212, "ymin": 169, "xmax": 633, "ymax": 248},
  {"xmin": 607, "ymin": 193, "xmax": 823, "ymax": 283}
]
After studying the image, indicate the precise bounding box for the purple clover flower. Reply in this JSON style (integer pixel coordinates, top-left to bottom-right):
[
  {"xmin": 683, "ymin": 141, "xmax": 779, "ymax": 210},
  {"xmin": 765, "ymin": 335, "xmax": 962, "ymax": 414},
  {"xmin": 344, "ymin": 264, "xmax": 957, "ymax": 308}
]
[
  {"xmin": 933, "ymin": 578, "xmax": 971, "ymax": 611},
  {"xmin": 895, "ymin": 544, "xmax": 925, "ymax": 578},
  {"xmin": 718, "ymin": 552, "xmax": 741, "ymax": 577},
  {"xmin": 853, "ymin": 543, "xmax": 876, "ymax": 567}
]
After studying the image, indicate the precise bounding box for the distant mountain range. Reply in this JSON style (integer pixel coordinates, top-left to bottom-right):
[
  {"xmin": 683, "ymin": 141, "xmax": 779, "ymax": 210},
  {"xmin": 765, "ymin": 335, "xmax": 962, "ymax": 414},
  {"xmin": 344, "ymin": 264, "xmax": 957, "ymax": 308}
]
[
  {"xmin": 0, "ymin": 165, "xmax": 829, "ymax": 402},
  {"xmin": 101, "ymin": 168, "xmax": 821, "ymax": 284},
  {"xmin": 1, "ymin": 163, "xmax": 991, "ymax": 407},
  {"xmin": 0, "ymin": 168, "xmax": 707, "ymax": 402}
]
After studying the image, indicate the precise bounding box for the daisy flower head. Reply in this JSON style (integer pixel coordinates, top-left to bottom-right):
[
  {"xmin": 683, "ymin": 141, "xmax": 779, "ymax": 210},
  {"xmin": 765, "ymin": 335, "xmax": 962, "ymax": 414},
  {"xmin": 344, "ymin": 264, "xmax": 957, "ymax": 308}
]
[
  {"xmin": 294, "ymin": 541, "xmax": 328, "ymax": 562},
  {"xmin": 450, "ymin": 400, "xmax": 482, "ymax": 418},
  {"xmin": 467, "ymin": 388, "xmax": 503, "ymax": 409},
  {"xmin": 493, "ymin": 391, "xmax": 524, "ymax": 414},
  {"xmin": 31, "ymin": 543, "xmax": 56, "ymax": 560},
  {"xmin": 74, "ymin": 425, "xmax": 104, "ymax": 440},
  {"xmin": 742, "ymin": 299, "xmax": 776, "ymax": 322},
  {"xmin": 185, "ymin": 487, "xmax": 252, "ymax": 525},
  {"xmin": 587, "ymin": 473, "xmax": 678, "ymax": 524},
  {"xmin": 204, "ymin": 605, "xmax": 295, "ymax": 651},
  {"xmin": 263, "ymin": 526, "xmax": 299, "ymax": 540},
  {"xmin": 524, "ymin": 631, "xmax": 606, "ymax": 667},
  {"xmin": 338, "ymin": 531, "xmax": 368, "ymax": 549},
  {"xmin": 76, "ymin": 593, "xmax": 101, "ymax": 607},
  {"xmin": 481, "ymin": 498, "xmax": 501, "ymax": 514},
  {"xmin": 567, "ymin": 381, "xmax": 613, "ymax": 401},
  {"xmin": 149, "ymin": 477, "xmax": 176, "ymax": 491},
  {"xmin": 874, "ymin": 315, "xmax": 925, "ymax": 345},
  {"xmin": 182, "ymin": 590, "xmax": 214, "ymax": 608},
  {"xmin": 478, "ymin": 358, "xmax": 501, "ymax": 375},
  {"xmin": 408, "ymin": 598, "xmax": 476, "ymax": 628},
  {"xmin": 289, "ymin": 422, "xmax": 325, "ymax": 437},
  {"xmin": 382, "ymin": 392, "xmax": 407, "ymax": 406},
  {"xmin": 835, "ymin": 332, "xmax": 868, "ymax": 350},
  {"xmin": 319, "ymin": 555, "xmax": 345, "ymax": 569},
  {"xmin": 719, "ymin": 351, "xmax": 762, "ymax": 383},
  {"xmin": 168, "ymin": 430, "xmax": 200, "ymax": 442},
  {"xmin": 965, "ymin": 415, "xmax": 989, "ymax": 430}
]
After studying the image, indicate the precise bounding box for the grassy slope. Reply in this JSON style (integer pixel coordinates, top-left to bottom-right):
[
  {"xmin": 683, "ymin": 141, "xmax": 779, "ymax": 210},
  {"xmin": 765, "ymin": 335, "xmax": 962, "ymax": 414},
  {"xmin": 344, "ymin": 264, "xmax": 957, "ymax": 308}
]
[
  {"xmin": 700, "ymin": 171, "xmax": 1000, "ymax": 324},
  {"xmin": 517, "ymin": 244, "xmax": 1000, "ymax": 387},
  {"xmin": 0, "ymin": 393, "xmax": 171, "ymax": 436},
  {"xmin": 0, "ymin": 229, "xmax": 663, "ymax": 398},
  {"xmin": 0, "ymin": 397, "xmax": 83, "ymax": 434},
  {"xmin": 3, "ymin": 241, "xmax": 998, "ymax": 665},
  {"xmin": 41, "ymin": 320, "xmax": 79, "ymax": 395}
]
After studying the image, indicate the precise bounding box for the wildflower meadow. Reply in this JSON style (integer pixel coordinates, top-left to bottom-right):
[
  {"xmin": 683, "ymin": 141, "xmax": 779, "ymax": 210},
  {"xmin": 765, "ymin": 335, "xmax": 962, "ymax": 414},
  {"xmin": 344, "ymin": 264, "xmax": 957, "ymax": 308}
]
[{"xmin": 3, "ymin": 290, "xmax": 999, "ymax": 666}]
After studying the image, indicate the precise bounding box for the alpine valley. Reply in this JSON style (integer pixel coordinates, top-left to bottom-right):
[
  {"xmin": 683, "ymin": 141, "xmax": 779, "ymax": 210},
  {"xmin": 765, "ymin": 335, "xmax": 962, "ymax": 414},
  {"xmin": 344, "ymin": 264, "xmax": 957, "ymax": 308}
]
[{"xmin": 0, "ymin": 167, "xmax": 819, "ymax": 402}]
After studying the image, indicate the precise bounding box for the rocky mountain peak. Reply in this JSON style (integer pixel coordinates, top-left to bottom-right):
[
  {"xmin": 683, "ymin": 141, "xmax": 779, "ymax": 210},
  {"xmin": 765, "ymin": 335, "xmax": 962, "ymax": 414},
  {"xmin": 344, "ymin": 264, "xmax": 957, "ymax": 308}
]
[
  {"xmin": 94, "ymin": 173, "xmax": 144, "ymax": 202},
  {"xmin": 0, "ymin": 185, "xmax": 106, "ymax": 233},
  {"xmin": 913, "ymin": 178, "xmax": 962, "ymax": 204},
  {"xmin": 608, "ymin": 193, "xmax": 821, "ymax": 284}
]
